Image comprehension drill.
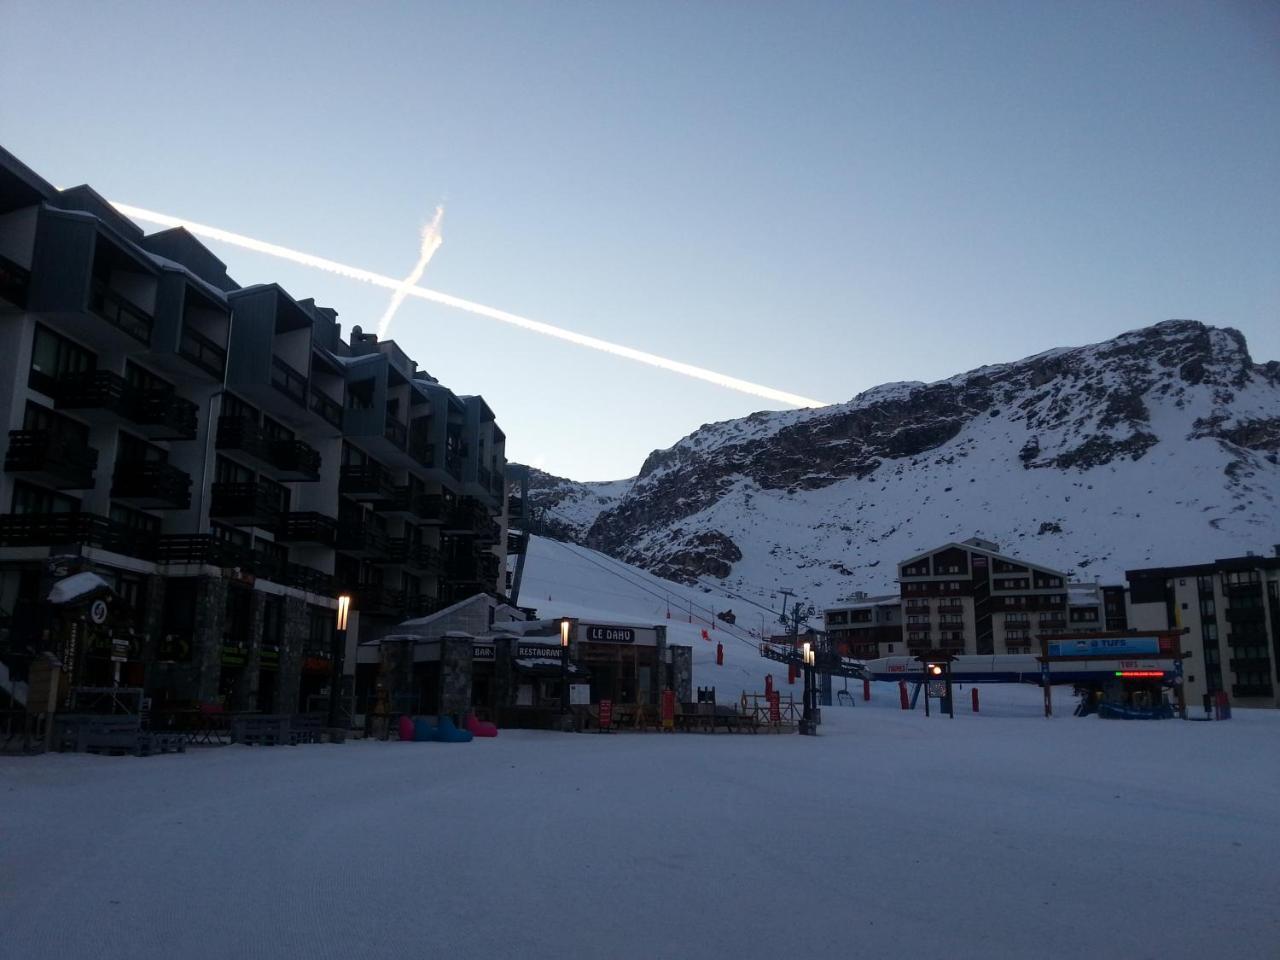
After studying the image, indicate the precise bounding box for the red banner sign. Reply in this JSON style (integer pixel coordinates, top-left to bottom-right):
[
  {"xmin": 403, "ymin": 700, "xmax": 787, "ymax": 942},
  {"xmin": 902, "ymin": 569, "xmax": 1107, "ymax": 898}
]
[
  {"xmin": 661, "ymin": 689, "xmax": 675, "ymax": 729},
  {"xmin": 599, "ymin": 699, "xmax": 613, "ymax": 729},
  {"xmin": 768, "ymin": 690, "xmax": 781, "ymax": 723}
]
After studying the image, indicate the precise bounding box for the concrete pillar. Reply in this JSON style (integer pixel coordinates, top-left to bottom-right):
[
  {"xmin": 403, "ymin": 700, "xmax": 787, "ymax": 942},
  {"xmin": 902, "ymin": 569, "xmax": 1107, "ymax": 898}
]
[
  {"xmin": 185, "ymin": 575, "xmax": 227, "ymax": 703},
  {"xmin": 494, "ymin": 637, "xmax": 515, "ymax": 713},
  {"xmin": 654, "ymin": 625, "xmax": 667, "ymax": 706},
  {"xmin": 671, "ymin": 646, "xmax": 693, "ymax": 703}
]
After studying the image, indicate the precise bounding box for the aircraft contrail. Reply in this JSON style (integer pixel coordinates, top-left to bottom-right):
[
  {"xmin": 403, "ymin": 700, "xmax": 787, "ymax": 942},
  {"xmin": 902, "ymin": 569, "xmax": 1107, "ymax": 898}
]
[
  {"xmin": 376, "ymin": 205, "xmax": 444, "ymax": 340},
  {"xmin": 110, "ymin": 201, "xmax": 829, "ymax": 409}
]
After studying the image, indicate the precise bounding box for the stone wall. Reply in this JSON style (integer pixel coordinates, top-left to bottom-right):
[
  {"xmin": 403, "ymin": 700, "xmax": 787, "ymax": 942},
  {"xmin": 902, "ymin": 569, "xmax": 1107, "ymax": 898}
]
[
  {"xmin": 671, "ymin": 645, "xmax": 693, "ymax": 703},
  {"xmin": 438, "ymin": 636, "xmax": 473, "ymax": 719},
  {"xmin": 276, "ymin": 594, "xmax": 309, "ymax": 715}
]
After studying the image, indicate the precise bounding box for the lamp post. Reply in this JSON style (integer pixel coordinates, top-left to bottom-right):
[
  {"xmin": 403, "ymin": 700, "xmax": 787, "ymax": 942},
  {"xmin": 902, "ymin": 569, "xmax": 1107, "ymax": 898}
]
[
  {"xmin": 800, "ymin": 641, "xmax": 817, "ymax": 735},
  {"xmin": 327, "ymin": 594, "xmax": 351, "ymax": 731},
  {"xmin": 559, "ymin": 617, "xmax": 572, "ymax": 715}
]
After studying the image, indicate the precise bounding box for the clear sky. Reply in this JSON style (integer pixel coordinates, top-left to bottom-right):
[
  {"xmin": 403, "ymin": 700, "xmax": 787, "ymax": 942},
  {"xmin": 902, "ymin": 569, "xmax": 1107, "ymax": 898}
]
[{"xmin": 3, "ymin": 1, "xmax": 1277, "ymax": 480}]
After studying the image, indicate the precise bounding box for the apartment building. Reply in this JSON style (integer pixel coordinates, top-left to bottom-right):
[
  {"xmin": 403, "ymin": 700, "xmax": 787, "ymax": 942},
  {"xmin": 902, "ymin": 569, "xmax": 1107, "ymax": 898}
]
[
  {"xmin": 0, "ymin": 146, "xmax": 508, "ymax": 717},
  {"xmin": 823, "ymin": 594, "xmax": 902, "ymax": 659},
  {"xmin": 896, "ymin": 538, "xmax": 1071, "ymax": 655},
  {"xmin": 1127, "ymin": 550, "xmax": 1280, "ymax": 709}
]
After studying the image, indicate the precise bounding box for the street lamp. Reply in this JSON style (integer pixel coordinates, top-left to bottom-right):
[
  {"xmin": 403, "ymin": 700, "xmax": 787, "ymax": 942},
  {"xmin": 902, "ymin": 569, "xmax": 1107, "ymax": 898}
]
[
  {"xmin": 800, "ymin": 641, "xmax": 817, "ymax": 735},
  {"xmin": 559, "ymin": 617, "xmax": 572, "ymax": 714},
  {"xmin": 327, "ymin": 594, "xmax": 351, "ymax": 731}
]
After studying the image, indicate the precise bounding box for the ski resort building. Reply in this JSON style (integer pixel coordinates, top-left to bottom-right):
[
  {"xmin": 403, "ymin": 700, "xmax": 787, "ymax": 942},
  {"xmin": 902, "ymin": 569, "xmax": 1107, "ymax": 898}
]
[
  {"xmin": 356, "ymin": 598, "xmax": 693, "ymax": 726},
  {"xmin": 895, "ymin": 539, "xmax": 1073, "ymax": 656},
  {"xmin": 0, "ymin": 145, "xmax": 509, "ymax": 720},
  {"xmin": 823, "ymin": 593, "xmax": 901, "ymax": 659},
  {"xmin": 1126, "ymin": 550, "xmax": 1280, "ymax": 709}
]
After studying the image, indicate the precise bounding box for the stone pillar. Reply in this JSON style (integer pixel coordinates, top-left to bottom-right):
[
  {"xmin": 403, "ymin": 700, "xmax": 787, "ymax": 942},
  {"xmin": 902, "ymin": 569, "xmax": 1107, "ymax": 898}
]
[
  {"xmin": 230, "ymin": 591, "xmax": 266, "ymax": 712},
  {"xmin": 380, "ymin": 639, "xmax": 415, "ymax": 714},
  {"xmin": 275, "ymin": 594, "xmax": 309, "ymax": 715},
  {"xmin": 672, "ymin": 646, "xmax": 693, "ymax": 703},
  {"xmin": 138, "ymin": 574, "xmax": 166, "ymax": 663},
  {"xmin": 653, "ymin": 625, "xmax": 667, "ymax": 706},
  {"xmin": 185, "ymin": 576, "xmax": 227, "ymax": 703},
  {"xmin": 438, "ymin": 635, "xmax": 474, "ymax": 720}
]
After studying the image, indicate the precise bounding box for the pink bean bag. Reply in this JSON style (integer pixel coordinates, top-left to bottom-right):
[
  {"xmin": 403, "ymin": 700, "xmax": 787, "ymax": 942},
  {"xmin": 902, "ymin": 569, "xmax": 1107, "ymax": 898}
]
[
  {"xmin": 465, "ymin": 712, "xmax": 498, "ymax": 738},
  {"xmin": 397, "ymin": 716, "xmax": 414, "ymax": 741}
]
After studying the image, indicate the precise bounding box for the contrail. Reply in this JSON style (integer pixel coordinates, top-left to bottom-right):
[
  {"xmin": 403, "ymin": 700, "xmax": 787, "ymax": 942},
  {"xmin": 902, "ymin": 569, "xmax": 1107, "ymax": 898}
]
[
  {"xmin": 110, "ymin": 201, "xmax": 829, "ymax": 408},
  {"xmin": 376, "ymin": 205, "xmax": 444, "ymax": 339}
]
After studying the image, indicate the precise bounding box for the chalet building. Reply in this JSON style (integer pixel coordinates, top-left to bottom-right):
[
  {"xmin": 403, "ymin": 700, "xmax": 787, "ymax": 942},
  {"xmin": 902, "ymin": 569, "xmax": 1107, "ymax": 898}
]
[
  {"xmin": 896, "ymin": 538, "xmax": 1072, "ymax": 656},
  {"xmin": 822, "ymin": 594, "xmax": 902, "ymax": 659},
  {"xmin": 1126, "ymin": 550, "xmax": 1280, "ymax": 709},
  {"xmin": 0, "ymin": 145, "xmax": 508, "ymax": 718}
]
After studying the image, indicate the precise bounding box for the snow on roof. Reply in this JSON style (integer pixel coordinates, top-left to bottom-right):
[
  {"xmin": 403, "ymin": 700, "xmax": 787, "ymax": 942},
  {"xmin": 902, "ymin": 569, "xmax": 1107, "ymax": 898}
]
[
  {"xmin": 145, "ymin": 252, "xmax": 229, "ymax": 305},
  {"xmin": 47, "ymin": 572, "xmax": 113, "ymax": 605}
]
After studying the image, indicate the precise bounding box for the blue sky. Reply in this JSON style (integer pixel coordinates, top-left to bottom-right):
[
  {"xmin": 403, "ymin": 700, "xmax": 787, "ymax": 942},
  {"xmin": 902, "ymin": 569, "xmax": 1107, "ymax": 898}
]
[{"xmin": 3, "ymin": 1, "xmax": 1276, "ymax": 479}]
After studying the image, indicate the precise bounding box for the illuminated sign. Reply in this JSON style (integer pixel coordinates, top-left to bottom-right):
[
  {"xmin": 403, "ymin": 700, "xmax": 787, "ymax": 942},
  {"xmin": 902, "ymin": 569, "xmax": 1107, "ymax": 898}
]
[
  {"xmin": 586, "ymin": 626, "xmax": 635, "ymax": 644},
  {"xmin": 1114, "ymin": 670, "xmax": 1166, "ymax": 678},
  {"xmin": 1047, "ymin": 637, "xmax": 1160, "ymax": 658}
]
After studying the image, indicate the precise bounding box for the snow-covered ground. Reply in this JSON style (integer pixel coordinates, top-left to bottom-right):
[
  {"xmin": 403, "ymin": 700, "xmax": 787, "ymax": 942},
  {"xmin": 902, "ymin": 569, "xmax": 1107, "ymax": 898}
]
[
  {"xmin": 6, "ymin": 539, "xmax": 1277, "ymax": 959},
  {"xmin": 4, "ymin": 689, "xmax": 1278, "ymax": 960}
]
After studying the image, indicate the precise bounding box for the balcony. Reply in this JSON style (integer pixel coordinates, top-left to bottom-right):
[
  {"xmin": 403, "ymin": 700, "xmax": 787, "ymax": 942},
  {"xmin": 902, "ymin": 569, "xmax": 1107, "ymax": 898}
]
[
  {"xmin": 309, "ymin": 387, "xmax": 343, "ymax": 430},
  {"xmin": 1231, "ymin": 684, "xmax": 1274, "ymax": 699},
  {"xmin": 178, "ymin": 325, "xmax": 227, "ymax": 381},
  {"xmin": 1226, "ymin": 628, "xmax": 1269, "ymax": 647},
  {"xmin": 383, "ymin": 417, "xmax": 408, "ymax": 451},
  {"xmin": 408, "ymin": 439, "xmax": 434, "ymax": 470},
  {"xmin": 132, "ymin": 390, "xmax": 198, "ymax": 441},
  {"xmin": 275, "ymin": 511, "xmax": 338, "ymax": 547},
  {"xmin": 387, "ymin": 538, "xmax": 439, "ymax": 573},
  {"xmin": 4, "ymin": 430, "xmax": 97, "ymax": 489},
  {"xmin": 443, "ymin": 551, "xmax": 500, "ymax": 584},
  {"xmin": 156, "ymin": 534, "xmax": 248, "ymax": 568},
  {"xmin": 111, "ymin": 460, "xmax": 192, "ymax": 510},
  {"xmin": 376, "ymin": 486, "xmax": 443, "ymax": 522},
  {"xmin": 442, "ymin": 498, "xmax": 491, "ymax": 535},
  {"xmin": 336, "ymin": 521, "xmax": 390, "ymax": 558},
  {"xmin": 1039, "ymin": 616, "xmax": 1067, "ymax": 629},
  {"xmin": 55, "ymin": 373, "xmax": 197, "ymax": 441},
  {"xmin": 937, "ymin": 602, "xmax": 964, "ymax": 614},
  {"xmin": 0, "ymin": 251, "xmax": 31, "ymax": 309},
  {"xmin": 208, "ymin": 481, "xmax": 282, "ymax": 527},
  {"xmin": 0, "ymin": 512, "xmax": 155, "ymax": 561},
  {"xmin": 339, "ymin": 463, "xmax": 394, "ymax": 501},
  {"xmin": 89, "ymin": 279, "xmax": 153, "ymax": 346},
  {"xmin": 283, "ymin": 562, "xmax": 334, "ymax": 595},
  {"xmin": 490, "ymin": 468, "xmax": 505, "ymax": 497},
  {"xmin": 270, "ymin": 355, "xmax": 307, "ymax": 407},
  {"xmin": 216, "ymin": 416, "xmax": 320, "ymax": 481},
  {"xmin": 1228, "ymin": 657, "xmax": 1273, "ymax": 673},
  {"xmin": 1225, "ymin": 607, "xmax": 1265, "ymax": 625}
]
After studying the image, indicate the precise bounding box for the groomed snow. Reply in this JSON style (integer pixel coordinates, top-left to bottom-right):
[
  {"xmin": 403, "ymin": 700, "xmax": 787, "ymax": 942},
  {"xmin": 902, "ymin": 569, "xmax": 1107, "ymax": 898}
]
[{"xmin": 4, "ymin": 688, "xmax": 1278, "ymax": 960}]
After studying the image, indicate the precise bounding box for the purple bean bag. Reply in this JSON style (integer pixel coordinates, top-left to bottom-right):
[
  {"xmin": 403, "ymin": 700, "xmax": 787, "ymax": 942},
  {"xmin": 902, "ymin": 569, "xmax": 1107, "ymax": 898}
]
[
  {"xmin": 465, "ymin": 712, "xmax": 498, "ymax": 738},
  {"xmin": 397, "ymin": 716, "xmax": 414, "ymax": 741}
]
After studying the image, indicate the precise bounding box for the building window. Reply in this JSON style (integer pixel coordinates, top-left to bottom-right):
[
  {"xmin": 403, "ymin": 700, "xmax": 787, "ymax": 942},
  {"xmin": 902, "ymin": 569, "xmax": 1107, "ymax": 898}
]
[
  {"xmin": 1199, "ymin": 599, "xmax": 1216, "ymax": 618},
  {"xmin": 110, "ymin": 504, "xmax": 160, "ymax": 538},
  {"xmin": 124, "ymin": 361, "xmax": 173, "ymax": 395},
  {"xmin": 29, "ymin": 324, "xmax": 95, "ymax": 396},
  {"xmin": 11, "ymin": 480, "xmax": 79, "ymax": 515}
]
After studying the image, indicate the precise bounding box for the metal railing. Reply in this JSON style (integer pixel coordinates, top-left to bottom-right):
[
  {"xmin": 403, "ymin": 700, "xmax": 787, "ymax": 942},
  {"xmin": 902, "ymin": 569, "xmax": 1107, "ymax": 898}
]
[
  {"xmin": 178, "ymin": 324, "xmax": 227, "ymax": 379},
  {"xmin": 0, "ymin": 512, "xmax": 156, "ymax": 560},
  {"xmin": 270, "ymin": 355, "xmax": 307, "ymax": 406},
  {"xmin": 4, "ymin": 430, "xmax": 98, "ymax": 488},
  {"xmin": 89, "ymin": 279, "xmax": 152, "ymax": 345},
  {"xmin": 110, "ymin": 460, "xmax": 193, "ymax": 509},
  {"xmin": 310, "ymin": 387, "xmax": 343, "ymax": 428}
]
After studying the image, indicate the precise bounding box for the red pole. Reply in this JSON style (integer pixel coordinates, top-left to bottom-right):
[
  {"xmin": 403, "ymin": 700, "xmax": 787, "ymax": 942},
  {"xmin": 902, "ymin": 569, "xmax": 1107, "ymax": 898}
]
[
  {"xmin": 898, "ymin": 680, "xmax": 909, "ymax": 710},
  {"xmin": 716, "ymin": 642, "xmax": 723, "ymax": 666},
  {"xmin": 765, "ymin": 674, "xmax": 773, "ymax": 697},
  {"xmin": 862, "ymin": 678, "xmax": 871, "ymax": 701},
  {"xmin": 788, "ymin": 663, "xmax": 797, "ymax": 685},
  {"xmin": 971, "ymin": 687, "xmax": 980, "ymax": 713}
]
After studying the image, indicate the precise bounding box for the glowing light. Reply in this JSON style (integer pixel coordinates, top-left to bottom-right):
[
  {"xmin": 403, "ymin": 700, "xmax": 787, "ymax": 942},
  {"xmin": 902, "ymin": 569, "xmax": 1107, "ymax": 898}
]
[
  {"xmin": 1114, "ymin": 670, "xmax": 1165, "ymax": 678},
  {"xmin": 376, "ymin": 206, "xmax": 444, "ymax": 339},
  {"xmin": 109, "ymin": 201, "xmax": 829, "ymax": 409}
]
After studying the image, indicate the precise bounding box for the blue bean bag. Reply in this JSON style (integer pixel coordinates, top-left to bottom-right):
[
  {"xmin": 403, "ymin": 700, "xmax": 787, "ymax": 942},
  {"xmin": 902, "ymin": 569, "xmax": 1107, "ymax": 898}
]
[
  {"xmin": 434, "ymin": 715, "xmax": 473, "ymax": 743},
  {"xmin": 412, "ymin": 717, "xmax": 436, "ymax": 742}
]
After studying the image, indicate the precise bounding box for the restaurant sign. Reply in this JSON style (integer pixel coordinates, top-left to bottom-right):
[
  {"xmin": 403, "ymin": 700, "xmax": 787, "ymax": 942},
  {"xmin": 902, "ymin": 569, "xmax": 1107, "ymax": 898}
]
[
  {"xmin": 517, "ymin": 643, "xmax": 559, "ymax": 660},
  {"xmin": 586, "ymin": 626, "xmax": 635, "ymax": 644}
]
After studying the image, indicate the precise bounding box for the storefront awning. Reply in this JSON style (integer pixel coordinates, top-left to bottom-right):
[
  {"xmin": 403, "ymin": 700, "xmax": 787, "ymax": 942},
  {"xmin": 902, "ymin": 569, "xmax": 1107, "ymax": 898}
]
[{"xmin": 513, "ymin": 658, "xmax": 591, "ymax": 679}]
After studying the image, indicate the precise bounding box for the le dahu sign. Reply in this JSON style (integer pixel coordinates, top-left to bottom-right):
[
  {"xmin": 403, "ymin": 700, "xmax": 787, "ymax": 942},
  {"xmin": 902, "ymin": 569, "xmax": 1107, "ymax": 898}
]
[{"xmin": 586, "ymin": 626, "xmax": 635, "ymax": 644}]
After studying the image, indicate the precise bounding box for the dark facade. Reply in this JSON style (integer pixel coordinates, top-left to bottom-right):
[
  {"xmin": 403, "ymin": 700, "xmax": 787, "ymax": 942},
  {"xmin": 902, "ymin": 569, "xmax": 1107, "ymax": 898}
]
[{"xmin": 0, "ymin": 145, "xmax": 510, "ymax": 722}]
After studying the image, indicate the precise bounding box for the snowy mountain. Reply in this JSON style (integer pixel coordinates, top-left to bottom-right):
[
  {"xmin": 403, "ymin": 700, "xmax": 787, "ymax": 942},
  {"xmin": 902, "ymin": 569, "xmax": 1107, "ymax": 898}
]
[{"xmin": 524, "ymin": 320, "xmax": 1280, "ymax": 606}]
